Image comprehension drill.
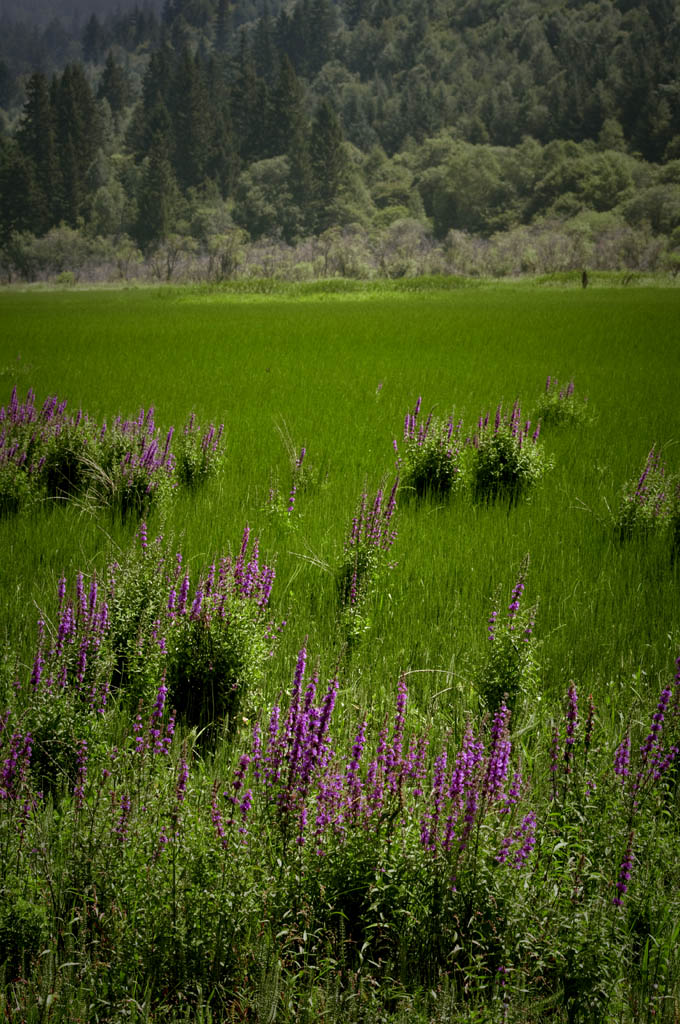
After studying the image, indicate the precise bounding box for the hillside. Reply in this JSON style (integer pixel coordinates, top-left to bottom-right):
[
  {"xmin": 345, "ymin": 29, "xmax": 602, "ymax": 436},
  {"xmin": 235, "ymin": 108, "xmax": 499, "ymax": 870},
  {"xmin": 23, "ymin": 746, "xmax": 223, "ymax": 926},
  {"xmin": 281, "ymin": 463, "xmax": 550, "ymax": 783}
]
[{"xmin": 1, "ymin": 0, "xmax": 679, "ymax": 281}]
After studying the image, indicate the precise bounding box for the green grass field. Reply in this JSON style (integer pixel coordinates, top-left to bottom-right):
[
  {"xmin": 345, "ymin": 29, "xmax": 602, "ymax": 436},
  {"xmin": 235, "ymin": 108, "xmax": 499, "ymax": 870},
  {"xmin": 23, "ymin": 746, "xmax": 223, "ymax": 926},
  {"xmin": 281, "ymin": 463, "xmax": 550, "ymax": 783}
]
[
  {"xmin": 0, "ymin": 279, "xmax": 679, "ymax": 1022},
  {"xmin": 2, "ymin": 282, "xmax": 679, "ymax": 701}
]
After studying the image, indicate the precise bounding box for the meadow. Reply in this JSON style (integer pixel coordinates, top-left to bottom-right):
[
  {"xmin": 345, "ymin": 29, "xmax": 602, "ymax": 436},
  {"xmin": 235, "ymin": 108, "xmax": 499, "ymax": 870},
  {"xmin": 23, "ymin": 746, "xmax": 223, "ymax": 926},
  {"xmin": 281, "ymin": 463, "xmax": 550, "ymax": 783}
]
[{"xmin": 0, "ymin": 277, "xmax": 679, "ymax": 1022}]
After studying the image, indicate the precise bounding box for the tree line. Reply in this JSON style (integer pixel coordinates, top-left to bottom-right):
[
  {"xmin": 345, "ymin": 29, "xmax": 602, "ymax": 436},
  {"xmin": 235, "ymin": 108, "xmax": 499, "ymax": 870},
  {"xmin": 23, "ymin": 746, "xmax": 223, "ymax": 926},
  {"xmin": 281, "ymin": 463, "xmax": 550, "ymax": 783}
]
[{"xmin": 0, "ymin": 0, "xmax": 679, "ymax": 273}]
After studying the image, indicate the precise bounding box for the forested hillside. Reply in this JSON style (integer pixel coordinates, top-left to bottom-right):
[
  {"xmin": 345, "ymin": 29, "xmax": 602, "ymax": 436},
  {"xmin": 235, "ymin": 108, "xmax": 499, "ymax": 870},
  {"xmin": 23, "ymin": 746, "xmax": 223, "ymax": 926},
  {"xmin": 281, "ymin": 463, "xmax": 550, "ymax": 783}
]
[{"xmin": 1, "ymin": 0, "xmax": 679, "ymax": 281}]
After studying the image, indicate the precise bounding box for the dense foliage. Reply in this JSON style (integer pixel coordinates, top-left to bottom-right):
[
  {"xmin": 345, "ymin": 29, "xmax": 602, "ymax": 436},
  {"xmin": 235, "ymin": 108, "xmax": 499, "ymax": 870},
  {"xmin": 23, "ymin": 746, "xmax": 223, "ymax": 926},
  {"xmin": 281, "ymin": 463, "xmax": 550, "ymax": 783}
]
[{"xmin": 1, "ymin": 0, "xmax": 679, "ymax": 280}]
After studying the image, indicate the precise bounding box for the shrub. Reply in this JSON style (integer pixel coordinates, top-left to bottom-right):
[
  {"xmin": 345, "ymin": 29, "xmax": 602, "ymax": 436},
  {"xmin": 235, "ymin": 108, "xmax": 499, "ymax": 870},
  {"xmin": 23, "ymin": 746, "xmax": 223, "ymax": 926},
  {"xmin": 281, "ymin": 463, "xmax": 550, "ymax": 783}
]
[
  {"xmin": 615, "ymin": 444, "xmax": 674, "ymax": 540},
  {"xmin": 397, "ymin": 396, "xmax": 466, "ymax": 498},
  {"xmin": 174, "ymin": 412, "xmax": 225, "ymax": 488},
  {"xmin": 336, "ymin": 480, "xmax": 399, "ymax": 649},
  {"xmin": 470, "ymin": 400, "xmax": 550, "ymax": 503},
  {"xmin": 476, "ymin": 556, "xmax": 540, "ymax": 713},
  {"xmin": 0, "ymin": 459, "xmax": 32, "ymax": 517},
  {"xmin": 0, "ymin": 388, "xmax": 226, "ymax": 521},
  {"xmin": 164, "ymin": 527, "xmax": 277, "ymax": 729},
  {"xmin": 534, "ymin": 374, "xmax": 590, "ymax": 427},
  {"xmin": 17, "ymin": 524, "xmax": 279, "ymax": 733}
]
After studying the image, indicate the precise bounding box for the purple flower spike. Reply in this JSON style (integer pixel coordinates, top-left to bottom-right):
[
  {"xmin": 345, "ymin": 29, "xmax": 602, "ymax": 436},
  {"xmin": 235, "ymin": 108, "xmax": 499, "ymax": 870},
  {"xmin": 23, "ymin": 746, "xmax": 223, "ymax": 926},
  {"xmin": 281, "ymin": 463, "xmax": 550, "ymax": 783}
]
[
  {"xmin": 614, "ymin": 733, "xmax": 631, "ymax": 780},
  {"xmin": 613, "ymin": 831, "xmax": 635, "ymax": 907},
  {"xmin": 564, "ymin": 682, "xmax": 578, "ymax": 773},
  {"xmin": 483, "ymin": 703, "xmax": 511, "ymax": 801}
]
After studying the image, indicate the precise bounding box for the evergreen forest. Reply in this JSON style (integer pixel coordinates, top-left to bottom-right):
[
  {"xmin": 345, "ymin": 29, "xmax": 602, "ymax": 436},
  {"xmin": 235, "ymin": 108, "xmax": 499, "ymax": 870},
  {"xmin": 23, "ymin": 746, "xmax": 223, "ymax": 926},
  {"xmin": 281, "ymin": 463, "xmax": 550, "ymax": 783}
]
[{"xmin": 1, "ymin": 0, "xmax": 679, "ymax": 281}]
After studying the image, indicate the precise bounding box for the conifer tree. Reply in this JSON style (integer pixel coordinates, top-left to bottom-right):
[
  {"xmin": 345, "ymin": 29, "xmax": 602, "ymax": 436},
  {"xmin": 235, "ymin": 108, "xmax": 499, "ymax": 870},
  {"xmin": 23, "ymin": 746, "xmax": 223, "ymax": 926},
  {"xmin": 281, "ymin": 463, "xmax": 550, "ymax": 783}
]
[
  {"xmin": 170, "ymin": 49, "xmax": 212, "ymax": 189},
  {"xmin": 214, "ymin": 0, "xmax": 232, "ymax": 54},
  {"xmin": 270, "ymin": 55, "xmax": 305, "ymax": 157},
  {"xmin": 135, "ymin": 132, "xmax": 181, "ymax": 249},
  {"xmin": 0, "ymin": 140, "xmax": 43, "ymax": 240},
  {"xmin": 15, "ymin": 71, "xmax": 59, "ymax": 233},
  {"xmin": 53, "ymin": 64, "xmax": 101, "ymax": 225},
  {"xmin": 309, "ymin": 98, "xmax": 346, "ymax": 232},
  {"xmin": 98, "ymin": 51, "xmax": 129, "ymax": 116},
  {"xmin": 82, "ymin": 13, "xmax": 105, "ymax": 64}
]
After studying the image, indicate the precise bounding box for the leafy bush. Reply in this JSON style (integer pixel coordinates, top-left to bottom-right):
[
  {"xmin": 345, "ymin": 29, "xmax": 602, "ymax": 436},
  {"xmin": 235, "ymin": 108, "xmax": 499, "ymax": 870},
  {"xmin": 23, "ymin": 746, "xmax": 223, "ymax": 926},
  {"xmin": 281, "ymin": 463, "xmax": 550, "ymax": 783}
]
[
  {"xmin": 470, "ymin": 400, "xmax": 550, "ymax": 503},
  {"xmin": 0, "ymin": 388, "xmax": 226, "ymax": 521},
  {"xmin": 534, "ymin": 374, "xmax": 590, "ymax": 427},
  {"xmin": 174, "ymin": 412, "xmax": 225, "ymax": 488},
  {"xmin": 0, "ymin": 459, "xmax": 32, "ymax": 517},
  {"xmin": 476, "ymin": 556, "xmax": 540, "ymax": 713},
  {"xmin": 616, "ymin": 444, "xmax": 675, "ymax": 540},
  {"xmin": 336, "ymin": 480, "xmax": 399, "ymax": 647},
  {"xmin": 17, "ymin": 524, "xmax": 278, "ymax": 732},
  {"xmin": 397, "ymin": 396, "xmax": 465, "ymax": 498}
]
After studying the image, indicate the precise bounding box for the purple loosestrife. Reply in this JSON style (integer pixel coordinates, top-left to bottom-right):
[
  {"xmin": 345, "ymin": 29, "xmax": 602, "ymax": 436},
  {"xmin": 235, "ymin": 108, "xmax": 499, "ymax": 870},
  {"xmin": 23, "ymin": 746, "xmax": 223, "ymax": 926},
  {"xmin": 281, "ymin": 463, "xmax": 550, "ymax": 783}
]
[
  {"xmin": 0, "ymin": 730, "xmax": 33, "ymax": 801},
  {"xmin": 564, "ymin": 682, "xmax": 579, "ymax": 775},
  {"xmin": 613, "ymin": 831, "xmax": 635, "ymax": 907},
  {"xmin": 614, "ymin": 733, "xmax": 631, "ymax": 782},
  {"xmin": 74, "ymin": 738, "xmax": 88, "ymax": 810},
  {"xmin": 483, "ymin": 703, "xmax": 512, "ymax": 801},
  {"xmin": 634, "ymin": 682, "xmax": 672, "ymax": 800},
  {"xmin": 384, "ymin": 674, "xmax": 408, "ymax": 796},
  {"xmin": 496, "ymin": 811, "xmax": 537, "ymax": 870},
  {"xmin": 421, "ymin": 749, "xmax": 448, "ymax": 854},
  {"xmin": 346, "ymin": 720, "xmax": 367, "ymax": 819},
  {"xmin": 114, "ymin": 793, "xmax": 131, "ymax": 842},
  {"xmin": 501, "ymin": 768, "xmax": 523, "ymax": 814},
  {"xmin": 507, "ymin": 572, "xmax": 525, "ymax": 629}
]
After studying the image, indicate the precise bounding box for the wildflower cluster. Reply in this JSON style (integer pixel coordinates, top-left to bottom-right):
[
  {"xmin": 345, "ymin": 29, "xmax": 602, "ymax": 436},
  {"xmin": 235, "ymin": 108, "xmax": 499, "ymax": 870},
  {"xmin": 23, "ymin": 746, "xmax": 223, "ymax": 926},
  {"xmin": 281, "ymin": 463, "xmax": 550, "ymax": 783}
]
[
  {"xmin": 533, "ymin": 374, "xmax": 589, "ymax": 427},
  {"xmin": 476, "ymin": 556, "xmax": 539, "ymax": 712},
  {"xmin": 396, "ymin": 396, "xmax": 465, "ymax": 497},
  {"xmin": 335, "ymin": 480, "xmax": 398, "ymax": 648},
  {"xmin": 174, "ymin": 412, "xmax": 225, "ymax": 488},
  {"xmin": 211, "ymin": 660, "xmax": 535, "ymax": 883},
  {"xmin": 0, "ymin": 386, "xmax": 225, "ymax": 520},
  {"xmin": 393, "ymin": 394, "xmax": 552, "ymax": 507},
  {"xmin": 615, "ymin": 444, "xmax": 678, "ymax": 547},
  {"xmin": 265, "ymin": 444, "xmax": 308, "ymax": 525},
  {"xmin": 471, "ymin": 400, "xmax": 549, "ymax": 502},
  {"xmin": 16, "ymin": 524, "xmax": 278, "ymax": 735}
]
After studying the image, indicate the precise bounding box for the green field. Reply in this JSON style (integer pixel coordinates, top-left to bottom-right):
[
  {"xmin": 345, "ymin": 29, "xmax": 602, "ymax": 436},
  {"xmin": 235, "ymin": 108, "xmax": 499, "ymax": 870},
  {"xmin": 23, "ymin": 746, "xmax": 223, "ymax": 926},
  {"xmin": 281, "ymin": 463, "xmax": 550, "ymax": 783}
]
[
  {"xmin": 0, "ymin": 280, "xmax": 679, "ymax": 1022},
  {"xmin": 2, "ymin": 283, "xmax": 679, "ymax": 695}
]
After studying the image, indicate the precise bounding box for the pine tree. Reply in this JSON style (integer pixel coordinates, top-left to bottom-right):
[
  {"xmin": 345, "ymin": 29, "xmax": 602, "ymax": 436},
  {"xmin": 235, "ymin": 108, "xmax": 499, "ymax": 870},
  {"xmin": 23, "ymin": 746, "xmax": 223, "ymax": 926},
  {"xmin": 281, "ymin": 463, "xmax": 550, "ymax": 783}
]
[
  {"xmin": 230, "ymin": 36, "xmax": 270, "ymax": 163},
  {"xmin": 343, "ymin": 0, "xmax": 371, "ymax": 29},
  {"xmin": 82, "ymin": 13, "xmax": 105, "ymax": 64},
  {"xmin": 53, "ymin": 64, "xmax": 101, "ymax": 225},
  {"xmin": 253, "ymin": 1, "xmax": 278, "ymax": 84},
  {"xmin": 0, "ymin": 139, "xmax": 44, "ymax": 241},
  {"xmin": 98, "ymin": 51, "xmax": 129, "ymax": 116},
  {"xmin": 269, "ymin": 55, "xmax": 305, "ymax": 157},
  {"xmin": 135, "ymin": 132, "xmax": 181, "ymax": 249},
  {"xmin": 309, "ymin": 98, "xmax": 346, "ymax": 232},
  {"xmin": 170, "ymin": 49, "xmax": 211, "ymax": 189},
  {"xmin": 214, "ymin": 0, "xmax": 232, "ymax": 54},
  {"xmin": 15, "ymin": 71, "xmax": 59, "ymax": 233},
  {"xmin": 127, "ymin": 46, "xmax": 175, "ymax": 162}
]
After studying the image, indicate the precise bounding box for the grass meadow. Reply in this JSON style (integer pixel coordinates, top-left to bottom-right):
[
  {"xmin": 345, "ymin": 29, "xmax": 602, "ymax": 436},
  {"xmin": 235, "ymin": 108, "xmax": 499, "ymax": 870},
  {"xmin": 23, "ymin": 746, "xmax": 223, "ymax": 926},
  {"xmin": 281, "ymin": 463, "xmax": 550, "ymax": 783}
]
[{"xmin": 0, "ymin": 278, "xmax": 679, "ymax": 1022}]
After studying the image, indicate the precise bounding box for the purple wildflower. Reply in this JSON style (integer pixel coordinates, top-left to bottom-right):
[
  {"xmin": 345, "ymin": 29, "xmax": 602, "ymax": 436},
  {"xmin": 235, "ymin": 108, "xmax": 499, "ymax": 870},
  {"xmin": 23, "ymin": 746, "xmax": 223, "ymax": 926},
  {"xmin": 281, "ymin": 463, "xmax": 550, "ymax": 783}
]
[
  {"xmin": 564, "ymin": 682, "xmax": 578, "ymax": 774},
  {"xmin": 613, "ymin": 831, "xmax": 635, "ymax": 907},
  {"xmin": 115, "ymin": 793, "xmax": 131, "ymax": 842},
  {"xmin": 74, "ymin": 738, "xmax": 88, "ymax": 810},
  {"xmin": 483, "ymin": 703, "xmax": 511, "ymax": 801},
  {"xmin": 614, "ymin": 733, "xmax": 631, "ymax": 781}
]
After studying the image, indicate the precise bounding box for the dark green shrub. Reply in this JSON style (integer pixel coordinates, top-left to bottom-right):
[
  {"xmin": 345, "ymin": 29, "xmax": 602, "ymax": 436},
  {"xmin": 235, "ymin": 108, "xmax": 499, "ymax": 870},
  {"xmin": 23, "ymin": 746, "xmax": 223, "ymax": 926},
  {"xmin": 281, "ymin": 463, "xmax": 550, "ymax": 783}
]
[{"xmin": 471, "ymin": 401, "xmax": 550, "ymax": 503}]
